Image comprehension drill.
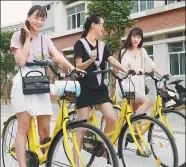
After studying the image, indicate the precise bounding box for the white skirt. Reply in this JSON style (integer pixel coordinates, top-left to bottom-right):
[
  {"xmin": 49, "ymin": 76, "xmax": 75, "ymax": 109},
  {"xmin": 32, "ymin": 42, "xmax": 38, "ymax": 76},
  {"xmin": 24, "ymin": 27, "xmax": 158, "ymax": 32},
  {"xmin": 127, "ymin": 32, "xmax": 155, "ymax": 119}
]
[
  {"xmin": 10, "ymin": 67, "xmax": 53, "ymax": 116},
  {"xmin": 116, "ymin": 75, "xmax": 147, "ymax": 102}
]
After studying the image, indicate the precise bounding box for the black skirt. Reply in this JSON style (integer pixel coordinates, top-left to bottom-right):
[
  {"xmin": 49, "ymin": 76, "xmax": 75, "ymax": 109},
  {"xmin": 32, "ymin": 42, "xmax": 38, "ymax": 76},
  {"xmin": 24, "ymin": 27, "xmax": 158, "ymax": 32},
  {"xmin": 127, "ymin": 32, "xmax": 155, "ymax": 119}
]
[{"xmin": 76, "ymin": 83, "xmax": 111, "ymax": 109}]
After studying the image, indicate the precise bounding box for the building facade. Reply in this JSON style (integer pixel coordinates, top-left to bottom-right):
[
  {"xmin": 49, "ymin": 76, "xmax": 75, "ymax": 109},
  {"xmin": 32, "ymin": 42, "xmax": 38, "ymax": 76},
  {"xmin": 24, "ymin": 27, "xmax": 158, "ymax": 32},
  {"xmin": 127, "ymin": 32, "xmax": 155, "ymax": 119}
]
[
  {"xmin": 1, "ymin": 22, "xmax": 22, "ymax": 32},
  {"xmin": 32, "ymin": 0, "xmax": 185, "ymax": 79}
]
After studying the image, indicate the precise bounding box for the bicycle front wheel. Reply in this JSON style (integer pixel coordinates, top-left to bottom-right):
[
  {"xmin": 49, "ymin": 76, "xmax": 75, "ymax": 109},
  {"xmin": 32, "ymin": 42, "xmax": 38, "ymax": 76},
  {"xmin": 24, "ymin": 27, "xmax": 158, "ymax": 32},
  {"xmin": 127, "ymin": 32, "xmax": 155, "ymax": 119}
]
[
  {"xmin": 155, "ymin": 109, "xmax": 185, "ymax": 167},
  {"xmin": 46, "ymin": 122, "xmax": 119, "ymax": 167},
  {"xmin": 118, "ymin": 115, "xmax": 178, "ymax": 167}
]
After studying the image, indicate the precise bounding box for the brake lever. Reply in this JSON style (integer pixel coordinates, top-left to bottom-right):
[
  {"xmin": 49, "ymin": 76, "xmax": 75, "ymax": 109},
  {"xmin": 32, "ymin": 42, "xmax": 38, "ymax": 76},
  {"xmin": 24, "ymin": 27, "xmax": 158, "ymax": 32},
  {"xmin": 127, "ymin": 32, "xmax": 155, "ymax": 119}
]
[{"xmin": 163, "ymin": 74, "xmax": 170, "ymax": 80}]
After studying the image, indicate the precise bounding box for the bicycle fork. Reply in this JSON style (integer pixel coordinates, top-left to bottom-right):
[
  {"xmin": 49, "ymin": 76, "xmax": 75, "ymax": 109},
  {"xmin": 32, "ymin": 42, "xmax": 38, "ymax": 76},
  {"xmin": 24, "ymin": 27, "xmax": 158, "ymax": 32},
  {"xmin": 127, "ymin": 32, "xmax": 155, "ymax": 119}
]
[
  {"xmin": 63, "ymin": 119, "xmax": 86, "ymax": 167},
  {"xmin": 126, "ymin": 110, "xmax": 151, "ymax": 156}
]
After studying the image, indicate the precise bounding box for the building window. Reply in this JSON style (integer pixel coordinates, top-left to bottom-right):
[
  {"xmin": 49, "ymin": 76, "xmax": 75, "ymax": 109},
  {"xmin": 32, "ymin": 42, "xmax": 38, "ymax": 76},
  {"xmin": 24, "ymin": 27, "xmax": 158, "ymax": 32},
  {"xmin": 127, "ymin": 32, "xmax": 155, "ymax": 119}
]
[
  {"xmin": 67, "ymin": 4, "xmax": 85, "ymax": 30},
  {"xmin": 132, "ymin": 0, "xmax": 154, "ymax": 13},
  {"xmin": 165, "ymin": 0, "xmax": 183, "ymax": 5},
  {"xmin": 168, "ymin": 42, "xmax": 185, "ymax": 75},
  {"xmin": 66, "ymin": 0, "xmax": 79, "ymax": 5},
  {"xmin": 143, "ymin": 37, "xmax": 153, "ymax": 42},
  {"xmin": 144, "ymin": 45, "xmax": 154, "ymax": 60},
  {"xmin": 167, "ymin": 31, "xmax": 184, "ymax": 38}
]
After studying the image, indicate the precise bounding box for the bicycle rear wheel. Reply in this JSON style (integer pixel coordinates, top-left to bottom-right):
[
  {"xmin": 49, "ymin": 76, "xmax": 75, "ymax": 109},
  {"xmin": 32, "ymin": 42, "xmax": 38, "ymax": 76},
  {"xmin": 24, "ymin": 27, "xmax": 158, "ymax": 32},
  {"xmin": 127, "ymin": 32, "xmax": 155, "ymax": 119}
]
[
  {"xmin": 46, "ymin": 122, "xmax": 119, "ymax": 167},
  {"xmin": 118, "ymin": 115, "xmax": 178, "ymax": 167}
]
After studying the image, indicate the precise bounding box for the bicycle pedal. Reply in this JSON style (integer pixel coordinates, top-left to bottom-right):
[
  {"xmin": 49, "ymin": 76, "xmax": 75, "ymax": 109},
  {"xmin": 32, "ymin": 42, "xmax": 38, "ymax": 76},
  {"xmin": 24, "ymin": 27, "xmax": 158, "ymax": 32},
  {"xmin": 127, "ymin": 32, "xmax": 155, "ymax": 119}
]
[{"xmin": 26, "ymin": 150, "xmax": 39, "ymax": 167}]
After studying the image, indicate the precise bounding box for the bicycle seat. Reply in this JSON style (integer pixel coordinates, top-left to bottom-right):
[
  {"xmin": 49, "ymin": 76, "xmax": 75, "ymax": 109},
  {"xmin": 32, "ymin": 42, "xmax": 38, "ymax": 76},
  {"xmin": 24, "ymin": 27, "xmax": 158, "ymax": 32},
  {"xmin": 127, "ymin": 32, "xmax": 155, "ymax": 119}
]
[{"xmin": 168, "ymin": 79, "xmax": 183, "ymax": 85}]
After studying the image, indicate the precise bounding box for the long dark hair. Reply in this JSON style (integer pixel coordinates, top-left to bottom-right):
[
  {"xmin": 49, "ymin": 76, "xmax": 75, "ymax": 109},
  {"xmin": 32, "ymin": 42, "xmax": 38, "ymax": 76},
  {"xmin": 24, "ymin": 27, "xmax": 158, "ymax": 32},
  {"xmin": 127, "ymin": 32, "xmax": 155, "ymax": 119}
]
[
  {"xmin": 81, "ymin": 13, "xmax": 103, "ymax": 38},
  {"xmin": 118, "ymin": 27, "xmax": 144, "ymax": 63},
  {"xmin": 20, "ymin": 5, "xmax": 47, "ymax": 45}
]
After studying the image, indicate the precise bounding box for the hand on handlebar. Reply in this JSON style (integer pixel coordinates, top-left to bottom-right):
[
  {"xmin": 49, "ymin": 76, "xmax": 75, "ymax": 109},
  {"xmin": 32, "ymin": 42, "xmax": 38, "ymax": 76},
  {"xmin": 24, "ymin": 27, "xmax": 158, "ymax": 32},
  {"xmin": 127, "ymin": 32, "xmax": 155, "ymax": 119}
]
[
  {"xmin": 69, "ymin": 68, "xmax": 87, "ymax": 78},
  {"xmin": 128, "ymin": 69, "xmax": 144, "ymax": 75},
  {"xmin": 162, "ymin": 73, "xmax": 172, "ymax": 79}
]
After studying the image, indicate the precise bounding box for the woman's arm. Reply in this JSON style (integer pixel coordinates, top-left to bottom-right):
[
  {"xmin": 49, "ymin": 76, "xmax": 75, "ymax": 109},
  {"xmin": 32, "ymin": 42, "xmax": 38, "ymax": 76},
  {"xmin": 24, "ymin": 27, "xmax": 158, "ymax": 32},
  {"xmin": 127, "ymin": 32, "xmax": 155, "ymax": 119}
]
[
  {"xmin": 76, "ymin": 56, "xmax": 93, "ymax": 70},
  {"xmin": 50, "ymin": 48, "xmax": 75, "ymax": 70},
  {"xmin": 14, "ymin": 37, "xmax": 31, "ymax": 66},
  {"xmin": 108, "ymin": 56, "xmax": 127, "ymax": 73},
  {"xmin": 152, "ymin": 67, "xmax": 162, "ymax": 77},
  {"xmin": 13, "ymin": 24, "xmax": 32, "ymax": 66}
]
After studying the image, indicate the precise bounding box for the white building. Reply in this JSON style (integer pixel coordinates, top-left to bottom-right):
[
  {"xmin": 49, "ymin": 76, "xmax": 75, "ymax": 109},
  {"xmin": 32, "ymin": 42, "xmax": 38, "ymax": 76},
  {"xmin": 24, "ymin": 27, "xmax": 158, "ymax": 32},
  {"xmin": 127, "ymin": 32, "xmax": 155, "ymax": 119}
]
[{"xmin": 1, "ymin": 22, "xmax": 22, "ymax": 32}]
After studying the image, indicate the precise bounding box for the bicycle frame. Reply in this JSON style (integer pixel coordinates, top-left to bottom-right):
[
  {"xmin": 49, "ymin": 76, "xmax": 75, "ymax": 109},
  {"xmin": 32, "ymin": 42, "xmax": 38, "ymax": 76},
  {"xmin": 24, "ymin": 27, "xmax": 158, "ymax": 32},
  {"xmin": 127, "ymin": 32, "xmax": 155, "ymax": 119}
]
[
  {"xmin": 8, "ymin": 98, "xmax": 86, "ymax": 167},
  {"xmin": 86, "ymin": 95, "xmax": 151, "ymax": 154}
]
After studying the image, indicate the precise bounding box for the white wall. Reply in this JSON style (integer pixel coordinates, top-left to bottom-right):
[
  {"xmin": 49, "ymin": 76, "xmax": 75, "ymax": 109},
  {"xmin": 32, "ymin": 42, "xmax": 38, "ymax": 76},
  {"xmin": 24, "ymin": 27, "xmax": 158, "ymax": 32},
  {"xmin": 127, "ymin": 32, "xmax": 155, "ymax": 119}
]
[
  {"xmin": 154, "ymin": 1, "xmax": 165, "ymax": 8},
  {"xmin": 32, "ymin": 1, "xmax": 53, "ymax": 7},
  {"xmin": 61, "ymin": 1, "xmax": 68, "ymax": 34},
  {"xmin": 153, "ymin": 43, "xmax": 168, "ymax": 74},
  {"xmin": 54, "ymin": 1, "xmax": 63, "ymax": 34}
]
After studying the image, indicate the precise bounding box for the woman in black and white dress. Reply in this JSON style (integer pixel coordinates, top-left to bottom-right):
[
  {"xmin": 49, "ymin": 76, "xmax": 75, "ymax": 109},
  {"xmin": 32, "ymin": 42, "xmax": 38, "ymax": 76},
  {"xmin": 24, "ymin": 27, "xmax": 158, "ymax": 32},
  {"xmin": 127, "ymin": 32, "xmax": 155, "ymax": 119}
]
[{"xmin": 73, "ymin": 13, "xmax": 128, "ymax": 166}]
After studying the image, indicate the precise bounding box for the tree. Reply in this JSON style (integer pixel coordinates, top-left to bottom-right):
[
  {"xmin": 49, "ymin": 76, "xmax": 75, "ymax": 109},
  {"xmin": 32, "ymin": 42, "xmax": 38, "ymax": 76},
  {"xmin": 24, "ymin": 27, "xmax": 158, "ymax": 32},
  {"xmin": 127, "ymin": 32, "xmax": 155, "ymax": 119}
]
[
  {"xmin": 87, "ymin": 0, "xmax": 134, "ymax": 95},
  {"xmin": 87, "ymin": 0, "xmax": 133, "ymax": 55},
  {"xmin": 0, "ymin": 30, "xmax": 17, "ymax": 104}
]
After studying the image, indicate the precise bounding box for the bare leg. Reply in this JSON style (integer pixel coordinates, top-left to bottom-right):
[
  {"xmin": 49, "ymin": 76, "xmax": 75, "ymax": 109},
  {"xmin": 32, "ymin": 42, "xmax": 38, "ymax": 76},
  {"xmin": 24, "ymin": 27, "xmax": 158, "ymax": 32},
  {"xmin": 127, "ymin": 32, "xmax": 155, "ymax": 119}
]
[
  {"xmin": 134, "ymin": 96, "xmax": 152, "ymax": 116},
  {"xmin": 15, "ymin": 111, "xmax": 31, "ymax": 167},
  {"xmin": 132, "ymin": 97, "xmax": 153, "ymax": 153},
  {"xmin": 98, "ymin": 102, "xmax": 117, "ymax": 139},
  {"xmin": 37, "ymin": 115, "xmax": 51, "ymax": 153},
  {"xmin": 73, "ymin": 107, "xmax": 90, "ymax": 167}
]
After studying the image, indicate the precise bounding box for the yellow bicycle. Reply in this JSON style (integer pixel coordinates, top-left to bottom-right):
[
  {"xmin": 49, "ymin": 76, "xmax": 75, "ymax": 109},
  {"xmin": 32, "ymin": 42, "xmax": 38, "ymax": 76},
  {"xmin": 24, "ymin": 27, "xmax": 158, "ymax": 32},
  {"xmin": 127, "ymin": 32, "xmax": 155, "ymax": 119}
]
[
  {"xmin": 69, "ymin": 68, "xmax": 178, "ymax": 167},
  {"xmin": 1, "ymin": 60, "xmax": 119, "ymax": 167},
  {"xmin": 140, "ymin": 72, "xmax": 185, "ymax": 167},
  {"xmin": 103, "ymin": 72, "xmax": 185, "ymax": 167}
]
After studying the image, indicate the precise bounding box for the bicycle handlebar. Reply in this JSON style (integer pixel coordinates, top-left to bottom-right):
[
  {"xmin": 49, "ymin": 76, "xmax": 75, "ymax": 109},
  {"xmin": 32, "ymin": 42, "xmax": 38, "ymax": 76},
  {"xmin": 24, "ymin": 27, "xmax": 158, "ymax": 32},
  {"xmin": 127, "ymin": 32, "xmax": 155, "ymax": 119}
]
[
  {"xmin": 92, "ymin": 68, "xmax": 137, "ymax": 81},
  {"xmin": 31, "ymin": 59, "xmax": 85, "ymax": 80},
  {"xmin": 144, "ymin": 72, "xmax": 170, "ymax": 82}
]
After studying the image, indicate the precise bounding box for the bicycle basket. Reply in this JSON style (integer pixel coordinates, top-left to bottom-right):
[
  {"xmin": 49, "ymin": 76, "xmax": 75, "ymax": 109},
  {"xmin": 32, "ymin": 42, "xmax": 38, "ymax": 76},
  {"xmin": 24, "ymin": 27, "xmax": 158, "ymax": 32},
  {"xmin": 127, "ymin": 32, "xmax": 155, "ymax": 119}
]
[
  {"xmin": 159, "ymin": 89, "xmax": 168, "ymax": 98},
  {"xmin": 125, "ymin": 91, "xmax": 135, "ymax": 100},
  {"xmin": 64, "ymin": 91, "xmax": 76, "ymax": 102}
]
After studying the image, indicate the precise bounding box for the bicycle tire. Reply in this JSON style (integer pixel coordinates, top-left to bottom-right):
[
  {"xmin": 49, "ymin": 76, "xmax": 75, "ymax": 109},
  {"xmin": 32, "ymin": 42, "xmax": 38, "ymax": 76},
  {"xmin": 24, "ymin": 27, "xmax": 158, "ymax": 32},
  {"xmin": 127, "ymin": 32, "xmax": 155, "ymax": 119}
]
[
  {"xmin": 153, "ymin": 109, "xmax": 185, "ymax": 167},
  {"xmin": 2, "ymin": 115, "xmax": 32, "ymax": 167},
  {"xmin": 118, "ymin": 115, "xmax": 178, "ymax": 167},
  {"xmin": 46, "ymin": 122, "xmax": 119, "ymax": 167},
  {"xmin": 2, "ymin": 115, "xmax": 18, "ymax": 167}
]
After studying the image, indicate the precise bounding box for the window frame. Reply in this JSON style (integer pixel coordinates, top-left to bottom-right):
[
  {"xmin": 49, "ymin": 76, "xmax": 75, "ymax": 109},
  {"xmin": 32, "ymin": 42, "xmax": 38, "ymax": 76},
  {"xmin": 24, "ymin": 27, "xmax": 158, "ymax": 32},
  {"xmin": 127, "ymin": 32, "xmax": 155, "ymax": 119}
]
[
  {"xmin": 67, "ymin": 4, "xmax": 85, "ymax": 30},
  {"xmin": 168, "ymin": 41, "xmax": 185, "ymax": 75},
  {"xmin": 165, "ymin": 0, "xmax": 183, "ymax": 5},
  {"xmin": 144, "ymin": 45, "xmax": 154, "ymax": 60},
  {"xmin": 132, "ymin": 0, "xmax": 154, "ymax": 13}
]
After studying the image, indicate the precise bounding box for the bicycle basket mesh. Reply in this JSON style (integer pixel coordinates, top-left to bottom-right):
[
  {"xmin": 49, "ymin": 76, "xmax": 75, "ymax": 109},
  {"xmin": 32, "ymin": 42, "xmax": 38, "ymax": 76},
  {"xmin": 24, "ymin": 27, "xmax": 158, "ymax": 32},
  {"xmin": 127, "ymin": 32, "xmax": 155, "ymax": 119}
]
[
  {"xmin": 159, "ymin": 89, "xmax": 168, "ymax": 98},
  {"xmin": 64, "ymin": 91, "xmax": 76, "ymax": 102}
]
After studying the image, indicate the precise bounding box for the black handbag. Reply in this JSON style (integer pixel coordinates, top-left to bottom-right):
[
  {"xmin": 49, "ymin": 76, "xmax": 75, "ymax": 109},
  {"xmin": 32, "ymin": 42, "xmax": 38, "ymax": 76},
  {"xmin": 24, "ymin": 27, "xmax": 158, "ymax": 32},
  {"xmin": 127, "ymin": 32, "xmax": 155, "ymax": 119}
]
[
  {"xmin": 22, "ymin": 70, "xmax": 50, "ymax": 95},
  {"xmin": 20, "ymin": 36, "xmax": 50, "ymax": 95}
]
